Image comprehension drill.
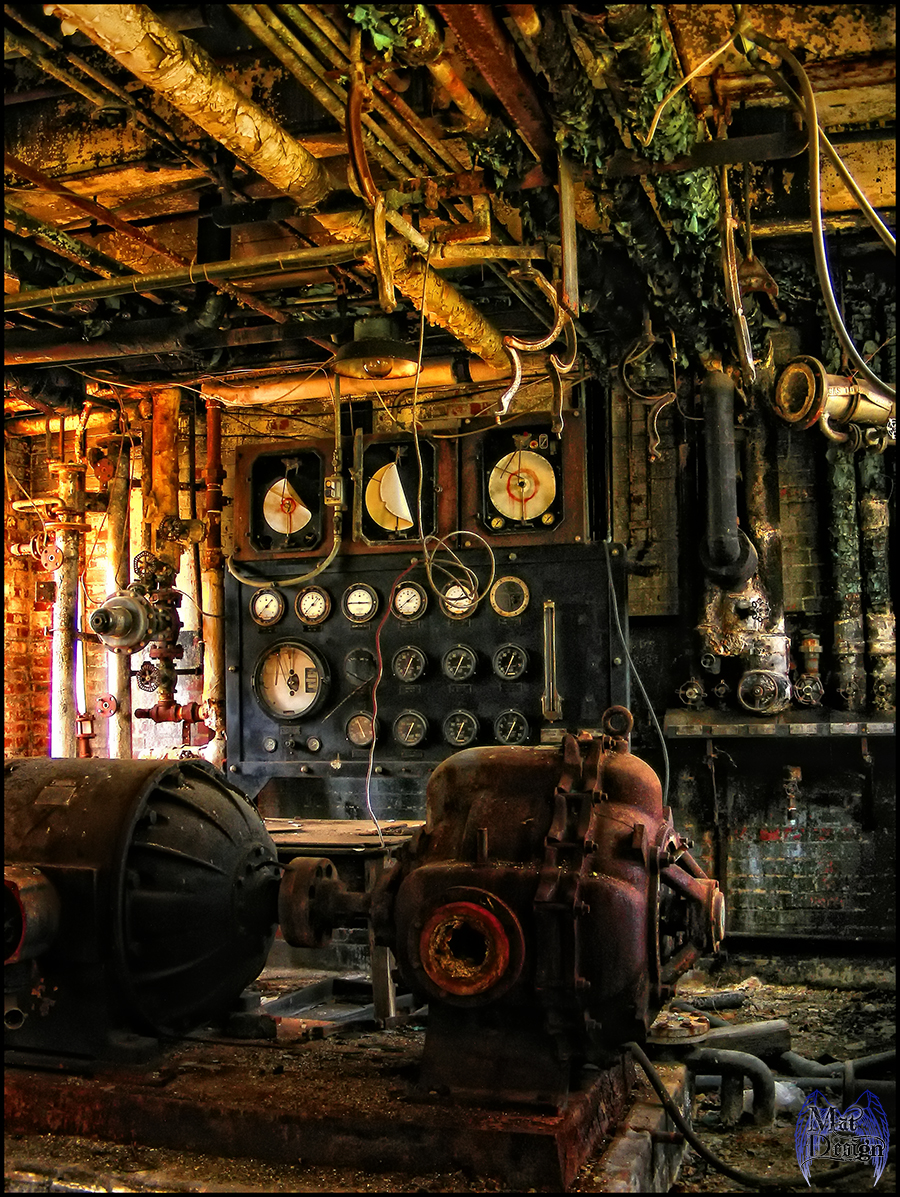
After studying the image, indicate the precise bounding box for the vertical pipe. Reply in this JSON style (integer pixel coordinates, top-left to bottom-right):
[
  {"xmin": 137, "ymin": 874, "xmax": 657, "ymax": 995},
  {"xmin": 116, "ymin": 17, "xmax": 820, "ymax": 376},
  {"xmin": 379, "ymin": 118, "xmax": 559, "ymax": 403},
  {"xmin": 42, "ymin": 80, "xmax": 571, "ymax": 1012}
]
[
  {"xmin": 149, "ymin": 388, "xmax": 183, "ymax": 705},
  {"xmin": 825, "ymin": 444, "xmax": 865, "ymax": 710},
  {"xmin": 699, "ymin": 372, "xmax": 758, "ymax": 589},
  {"xmin": 49, "ymin": 462, "xmax": 86, "ymax": 757},
  {"xmin": 106, "ymin": 434, "xmax": 133, "ymax": 758},
  {"xmin": 856, "ymin": 451, "xmax": 895, "ymax": 710},
  {"xmin": 201, "ymin": 395, "xmax": 226, "ymax": 769}
]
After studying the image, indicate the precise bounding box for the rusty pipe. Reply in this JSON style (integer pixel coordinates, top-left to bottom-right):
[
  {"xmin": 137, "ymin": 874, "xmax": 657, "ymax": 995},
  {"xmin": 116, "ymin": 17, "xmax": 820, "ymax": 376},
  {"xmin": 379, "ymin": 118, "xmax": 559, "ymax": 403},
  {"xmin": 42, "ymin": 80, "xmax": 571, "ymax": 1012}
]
[
  {"xmin": 699, "ymin": 371, "xmax": 758, "ymax": 589},
  {"xmin": 49, "ymin": 461, "xmax": 86, "ymax": 758},
  {"xmin": 200, "ymin": 394, "xmax": 226, "ymax": 769},
  {"xmin": 3, "ymin": 411, "xmax": 120, "ymax": 438},
  {"xmin": 47, "ymin": 3, "xmax": 331, "ymax": 207},
  {"xmin": 106, "ymin": 433, "xmax": 133, "ymax": 758},
  {"xmin": 133, "ymin": 700, "xmax": 203, "ymax": 723}
]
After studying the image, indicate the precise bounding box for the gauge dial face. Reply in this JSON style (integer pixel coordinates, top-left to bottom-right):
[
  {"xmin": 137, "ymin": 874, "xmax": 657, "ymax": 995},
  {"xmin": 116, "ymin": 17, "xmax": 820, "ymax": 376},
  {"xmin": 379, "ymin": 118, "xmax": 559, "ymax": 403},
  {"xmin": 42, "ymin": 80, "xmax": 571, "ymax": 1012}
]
[
  {"xmin": 443, "ymin": 709, "xmax": 479, "ymax": 747},
  {"xmin": 492, "ymin": 643, "xmax": 529, "ymax": 680},
  {"xmin": 263, "ymin": 477, "xmax": 312, "ymax": 535},
  {"xmin": 295, "ymin": 585, "xmax": 331, "ymax": 625},
  {"xmin": 341, "ymin": 583, "xmax": 379, "ymax": 623},
  {"xmin": 393, "ymin": 710, "xmax": 428, "ymax": 747},
  {"xmin": 365, "ymin": 462, "xmax": 414, "ymax": 532},
  {"xmin": 488, "ymin": 450, "xmax": 556, "ymax": 522},
  {"xmin": 344, "ymin": 648, "xmax": 378, "ymax": 685},
  {"xmin": 391, "ymin": 645, "xmax": 427, "ymax": 683},
  {"xmin": 249, "ymin": 588, "xmax": 286, "ymax": 627},
  {"xmin": 346, "ymin": 713, "xmax": 376, "ymax": 747},
  {"xmin": 391, "ymin": 581, "xmax": 428, "ymax": 621},
  {"xmin": 494, "ymin": 709, "xmax": 529, "ymax": 745},
  {"xmin": 441, "ymin": 644, "xmax": 478, "ymax": 682},
  {"xmin": 490, "ymin": 576, "xmax": 530, "ymax": 618},
  {"xmin": 440, "ymin": 581, "xmax": 478, "ymax": 620},
  {"xmin": 252, "ymin": 640, "xmax": 328, "ymax": 721}
]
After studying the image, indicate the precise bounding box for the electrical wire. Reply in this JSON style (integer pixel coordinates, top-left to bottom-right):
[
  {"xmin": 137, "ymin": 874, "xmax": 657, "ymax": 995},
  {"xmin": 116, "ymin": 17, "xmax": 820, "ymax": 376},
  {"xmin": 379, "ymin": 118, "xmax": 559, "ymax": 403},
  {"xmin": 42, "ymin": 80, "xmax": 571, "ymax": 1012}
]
[
  {"xmin": 742, "ymin": 30, "xmax": 895, "ymax": 399},
  {"xmin": 627, "ymin": 1041, "xmax": 895, "ymax": 1188},
  {"xmin": 604, "ymin": 539, "xmax": 669, "ymax": 805}
]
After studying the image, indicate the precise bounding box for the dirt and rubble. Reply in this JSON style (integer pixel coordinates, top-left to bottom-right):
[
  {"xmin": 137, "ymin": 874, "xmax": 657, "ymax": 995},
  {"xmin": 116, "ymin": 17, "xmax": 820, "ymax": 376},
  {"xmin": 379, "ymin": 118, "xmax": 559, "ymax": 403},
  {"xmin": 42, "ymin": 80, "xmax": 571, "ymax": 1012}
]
[{"xmin": 5, "ymin": 972, "xmax": 895, "ymax": 1194}]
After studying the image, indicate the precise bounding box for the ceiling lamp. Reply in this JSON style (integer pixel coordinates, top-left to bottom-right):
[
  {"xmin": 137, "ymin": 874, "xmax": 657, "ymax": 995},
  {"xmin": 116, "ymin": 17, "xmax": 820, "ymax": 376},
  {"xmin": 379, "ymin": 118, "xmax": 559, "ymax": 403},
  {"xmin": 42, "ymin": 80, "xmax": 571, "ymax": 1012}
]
[{"xmin": 332, "ymin": 316, "xmax": 419, "ymax": 380}]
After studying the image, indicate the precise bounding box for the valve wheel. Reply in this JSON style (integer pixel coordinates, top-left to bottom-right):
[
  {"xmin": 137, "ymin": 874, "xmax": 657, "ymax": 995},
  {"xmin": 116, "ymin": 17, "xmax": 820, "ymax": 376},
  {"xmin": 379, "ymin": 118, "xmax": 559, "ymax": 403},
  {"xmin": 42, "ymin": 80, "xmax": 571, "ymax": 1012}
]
[{"xmin": 133, "ymin": 550, "xmax": 159, "ymax": 578}]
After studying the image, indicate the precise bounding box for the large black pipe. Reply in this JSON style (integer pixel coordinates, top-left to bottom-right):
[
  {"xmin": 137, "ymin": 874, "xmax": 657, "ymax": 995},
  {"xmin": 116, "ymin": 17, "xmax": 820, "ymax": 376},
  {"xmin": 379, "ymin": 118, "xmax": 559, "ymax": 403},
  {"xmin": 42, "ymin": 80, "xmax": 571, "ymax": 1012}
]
[{"xmin": 700, "ymin": 371, "xmax": 758, "ymax": 588}]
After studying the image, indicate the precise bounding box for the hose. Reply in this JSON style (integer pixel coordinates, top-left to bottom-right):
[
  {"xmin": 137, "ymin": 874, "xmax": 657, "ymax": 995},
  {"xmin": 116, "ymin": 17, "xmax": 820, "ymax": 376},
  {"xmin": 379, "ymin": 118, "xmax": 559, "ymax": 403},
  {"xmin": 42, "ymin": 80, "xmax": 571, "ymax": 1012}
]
[{"xmin": 627, "ymin": 1040, "xmax": 894, "ymax": 1188}]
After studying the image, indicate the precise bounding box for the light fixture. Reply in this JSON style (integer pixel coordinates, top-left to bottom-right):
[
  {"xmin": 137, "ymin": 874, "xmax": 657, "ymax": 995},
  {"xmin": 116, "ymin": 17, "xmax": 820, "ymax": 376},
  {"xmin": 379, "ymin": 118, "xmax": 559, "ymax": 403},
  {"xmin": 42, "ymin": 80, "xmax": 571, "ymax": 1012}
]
[{"xmin": 332, "ymin": 316, "xmax": 419, "ymax": 380}]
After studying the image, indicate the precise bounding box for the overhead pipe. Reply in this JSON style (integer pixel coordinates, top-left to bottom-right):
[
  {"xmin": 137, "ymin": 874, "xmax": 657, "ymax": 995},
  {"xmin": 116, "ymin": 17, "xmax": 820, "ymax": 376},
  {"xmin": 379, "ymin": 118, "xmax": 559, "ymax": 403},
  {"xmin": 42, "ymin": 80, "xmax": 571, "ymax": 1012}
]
[
  {"xmin": 46, "ymin": 3, "xmax": 331, "ymax": 208},
  {"xmin": 699, "ymin": 371, "xmax": 758, "ymax": 589},
  {"xmin": 4, "ymin": 201, "xmax": 140, "ymax": 283},
  {"xmin": 105, "ymin": 431, "xmax": 133, "ymax": 758}
]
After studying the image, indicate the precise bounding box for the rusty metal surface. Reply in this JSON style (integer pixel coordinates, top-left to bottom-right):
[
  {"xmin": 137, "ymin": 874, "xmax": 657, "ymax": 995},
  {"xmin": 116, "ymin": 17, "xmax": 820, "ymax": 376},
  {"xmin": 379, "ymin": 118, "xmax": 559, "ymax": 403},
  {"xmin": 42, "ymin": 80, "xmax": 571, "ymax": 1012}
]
[
  {"xmin": 435, "ymin": 4, "xmax": 556, "ymax": 165},
  {"xmin": 4, "ymin": 1037, "xmax": 633, "ymax": 1191}
]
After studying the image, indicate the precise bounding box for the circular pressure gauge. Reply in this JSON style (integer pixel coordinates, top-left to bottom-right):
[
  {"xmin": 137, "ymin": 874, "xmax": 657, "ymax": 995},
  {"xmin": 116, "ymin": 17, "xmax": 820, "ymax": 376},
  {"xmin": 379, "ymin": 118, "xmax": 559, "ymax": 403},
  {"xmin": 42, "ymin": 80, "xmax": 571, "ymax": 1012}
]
[
  {"xmin": 494, "ymin": 709, "xmax": 529, "ymax": 745},
  {"xmin": 252, "ymin": 640, "xmax": 329, "ymax": 722},
  {"xmin": 295, "ymin": 585, "xmax": 331, "ymax": 626},
  {"xmin": 341, "ymin": 583, "xmax": 379, "ymax": 624},
  {"xmin": 346, "ymin": 713, "xmax": 377, "ymax": 747},
  {"xmin": 393, "ymin": 710, "xmax": 428, "ymax": 747},
  {"xmin": 344, "ymin": 648, "xmax": 378, "ymax": 685},
  {"xmin": 492, "ymin": 643, "xmax": 530, "ymax": 680},
  {"xmin": 392, "ymin": 645, "xmax": 427, "ymax": 683},
  {"xmin": 440, "ymin": 581, "xmax": 478, "ymax": 620},
  {"xmin": 490, "ymin": 576, "xmax": 530, "ymax": 618},
  {"xmin": 441, "ymin": 644, "xmax": 478, "ymax": 682},
  {"xmin": 391, "ymin": 581, "xmax": 428, "ymax": 621},
  {"xmin": 442, "ymin": 709, "xmax": 479, "ymax": 747},
  {"xmin": 249, "ymin": 588, "xmax": 286, "ymax": 627}
]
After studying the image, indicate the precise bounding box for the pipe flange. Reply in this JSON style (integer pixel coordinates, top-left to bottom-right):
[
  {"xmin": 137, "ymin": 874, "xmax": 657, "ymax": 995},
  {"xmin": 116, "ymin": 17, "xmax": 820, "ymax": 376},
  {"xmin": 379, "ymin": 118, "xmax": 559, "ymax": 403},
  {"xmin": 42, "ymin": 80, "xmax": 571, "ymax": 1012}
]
[{"xmin": 774, "ymin": 356, "xmax": 829, "ymax": 429}]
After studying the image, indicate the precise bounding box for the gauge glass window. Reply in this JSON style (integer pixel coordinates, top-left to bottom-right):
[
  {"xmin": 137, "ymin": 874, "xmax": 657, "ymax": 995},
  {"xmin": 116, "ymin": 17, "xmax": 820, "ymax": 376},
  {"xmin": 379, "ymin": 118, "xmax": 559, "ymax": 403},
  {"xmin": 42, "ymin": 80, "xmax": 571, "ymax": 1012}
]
[
  {"xmin": 252, "ymin": 641, "xmax": 328, "ymax": 721},
  {"xmin": 441, "ymin": 645, "xmax": 478, "ymax": 682},
  {"xmin": 346, "ymin": 713, "xmax": 376, "ymax": 747},
  {"xmin": 393, "ymin": 710, "xmax": 428, "ymax": 747},
  {"xmin": 341, "ymin": 583, "xmax": 379, "ymax": 623},
  {"xmin": 391, "ymin": 645, "xmax": 427, "ymax": 683},
  {"xmin": 344, "ymin": 648, "xmax": 378, "ymax": 685},
  {"xmin": 440, "ymin": 581, "xmax": 477, "ymax": 619},
  {"xmin": 249, "ymin": 588, "xmax": 286, "ymax": 627},
  {"xmin": 490, "ymin": 576, "xmax": 530, "ymax": 618},
  {"xmin": 391, "ymin": 581, "xmax": 428, "ymax": 621},
  {"xmin": 295, "ymin": 585, "xmax": 331, "ymax": 625},
  {"xmin": 492, "ymin": 643, "xmax": 529, "ymax": 680},
  {"xmin": 494, "ymin": 709, "xmax": 529, "ymax": 745},
  {"xmin": 442, "ymin": 709, "xmax": 479, "ymax": 747}
]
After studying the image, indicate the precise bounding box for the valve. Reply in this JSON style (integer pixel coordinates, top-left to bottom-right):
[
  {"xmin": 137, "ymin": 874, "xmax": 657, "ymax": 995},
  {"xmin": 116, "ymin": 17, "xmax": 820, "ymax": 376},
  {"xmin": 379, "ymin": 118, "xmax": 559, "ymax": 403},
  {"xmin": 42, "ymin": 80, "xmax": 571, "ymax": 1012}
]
[{"xmin": 737, "ymin": 669, "xmax": 791, "ymax": 714}]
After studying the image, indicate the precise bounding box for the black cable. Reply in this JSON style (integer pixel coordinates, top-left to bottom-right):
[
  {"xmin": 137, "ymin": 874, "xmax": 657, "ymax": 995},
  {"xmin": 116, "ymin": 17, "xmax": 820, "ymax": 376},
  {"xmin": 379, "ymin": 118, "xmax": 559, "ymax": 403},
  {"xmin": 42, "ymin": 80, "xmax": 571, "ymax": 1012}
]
[{"xmin": 627, "ymin": 1040, "xmax": 894, "ymax": 1188}]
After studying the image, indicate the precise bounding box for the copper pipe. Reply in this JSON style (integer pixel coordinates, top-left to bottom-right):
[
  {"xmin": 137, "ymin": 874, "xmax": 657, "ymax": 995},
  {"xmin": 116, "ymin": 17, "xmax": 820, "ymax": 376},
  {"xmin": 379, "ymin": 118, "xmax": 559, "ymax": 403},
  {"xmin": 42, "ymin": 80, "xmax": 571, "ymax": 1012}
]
[{"xmin": 47, "ymin": 3, "xmax": 331, "ymax": 207}]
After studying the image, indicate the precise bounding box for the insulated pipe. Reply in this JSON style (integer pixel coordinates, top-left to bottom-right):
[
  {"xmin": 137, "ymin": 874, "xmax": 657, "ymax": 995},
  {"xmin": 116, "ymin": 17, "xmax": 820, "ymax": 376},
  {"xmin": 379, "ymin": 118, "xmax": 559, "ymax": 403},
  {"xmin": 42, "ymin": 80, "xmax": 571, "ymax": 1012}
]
[
  {"xmin": 825, "ymin": 444, "xmax": 866, "ymax": 711},
  {"xmin": 105, "ymin": 434, "xmax": 133, "ymax": 759},
  {"xmin": 47, "ymin": 4, "xmax": 331, "ymax": 208},
  {"xmin": 699, "ymin": 371, "xmax": 758, "ymax": 589},
  {"xmin": 856, "ymin": 452, "xmax": 895, "ymax": 711},
  {"xmin": 200, "ymin": 395, "xmax": 226, "ymax": 769},
  {"xmin": 49, "ymin": 462, "xmax": 86, "ymax": 758}
]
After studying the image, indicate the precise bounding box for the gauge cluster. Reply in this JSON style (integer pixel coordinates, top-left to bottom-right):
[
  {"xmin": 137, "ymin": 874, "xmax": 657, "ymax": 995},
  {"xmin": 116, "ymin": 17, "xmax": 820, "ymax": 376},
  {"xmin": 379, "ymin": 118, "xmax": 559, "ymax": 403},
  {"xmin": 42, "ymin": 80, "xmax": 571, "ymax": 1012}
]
[{"xmin": 225, "ymin": 543, "xmax": 628, "ymax": 820}]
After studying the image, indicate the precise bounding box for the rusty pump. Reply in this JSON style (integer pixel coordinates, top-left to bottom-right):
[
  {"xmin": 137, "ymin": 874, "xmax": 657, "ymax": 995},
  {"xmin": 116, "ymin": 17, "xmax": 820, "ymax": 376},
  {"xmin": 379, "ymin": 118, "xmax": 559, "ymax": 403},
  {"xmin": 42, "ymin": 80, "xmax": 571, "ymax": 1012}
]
[{"xmin": 279, "ymin": 707, "xmax": 725, "ymax": 1105}]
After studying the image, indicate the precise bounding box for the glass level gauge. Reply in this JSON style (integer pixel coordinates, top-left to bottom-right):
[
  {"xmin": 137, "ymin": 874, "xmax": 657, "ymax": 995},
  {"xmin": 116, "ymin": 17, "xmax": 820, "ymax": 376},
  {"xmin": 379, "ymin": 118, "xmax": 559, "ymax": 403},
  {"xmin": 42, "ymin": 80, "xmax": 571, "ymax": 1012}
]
[
  {"xmin": 392, "ymin": 645, "xmax": 427, "ymax": 683},
  {"xmin": 440, "ymin": 581, "xmax": 478, "ymax": 620},
  {"xmin": 393, "ymin": 710, "xmax": 428, "ymax": 747},
  {"xmin": 252, "ymin": 641, "xmax": 329, "ymax": 721},
  {"xmin": 341, "ymin": 583, "xmax": 379, "ymax": 623},
  {"xmin": 494, "ymin": 709, "xmax": 529, "ymax": 745},
  {"xmin": 441, "ymin": 645, "xmax": 478, "ymax": 681},
  {"xmin": 346, "ymin": 713, "xmax": 376, "ymax": 747},
  {"xmin": 249, "ymin": 588, "xmax": 286, "ymax": 627},
  {"xmin": 490, "ymin": 576, "xmax": 530, "ymax": 618},
  {"xmin": 443, "ymin": 709, "xmax": 479, "ymax": 747},
  {"xmin": 492, "ymin": 643, "xmax": 530, "ymax": 680},
  {"xmin": 391, "ymin": 581, "xmax": 428, "ymax": 621},
  {"xmin": 295, "ymin": 585, "xmax": 331, "ymax": 625}
]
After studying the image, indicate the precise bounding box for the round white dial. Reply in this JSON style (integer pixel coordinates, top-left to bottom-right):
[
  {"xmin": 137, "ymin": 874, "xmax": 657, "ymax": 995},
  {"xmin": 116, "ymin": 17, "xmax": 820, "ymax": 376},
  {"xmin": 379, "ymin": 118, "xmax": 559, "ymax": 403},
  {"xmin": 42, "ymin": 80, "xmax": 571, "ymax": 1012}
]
[
  {"xmin": 440, "ymin": 582, "xmax": 477, "ymax": 619},
  {"xmin": 250, "ymin": 588, "xmax": 286, "ymax": 627},
  {"xmin": 252, "ymin": 641, "xmax": 328, "ymax": 721},
  {"xmin": 342, "ymin": 583, "xmax": 379, "ymax": 623},
  {"xmin": 391, "ymin": 582, "xmax": 427, "ymax": 621},
  {"xmin": 295, "ymin": 585, "xmax": 331, "ymax": 625}
]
